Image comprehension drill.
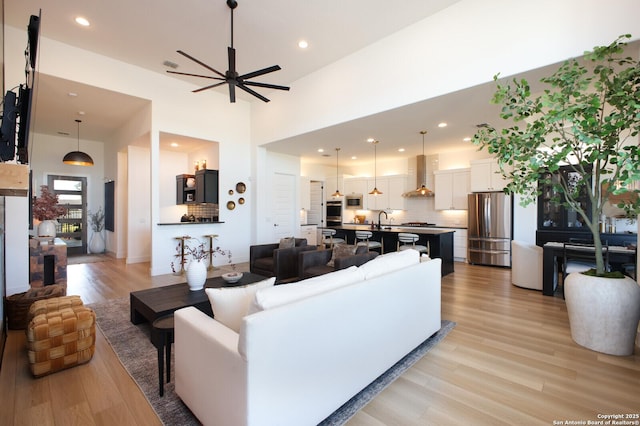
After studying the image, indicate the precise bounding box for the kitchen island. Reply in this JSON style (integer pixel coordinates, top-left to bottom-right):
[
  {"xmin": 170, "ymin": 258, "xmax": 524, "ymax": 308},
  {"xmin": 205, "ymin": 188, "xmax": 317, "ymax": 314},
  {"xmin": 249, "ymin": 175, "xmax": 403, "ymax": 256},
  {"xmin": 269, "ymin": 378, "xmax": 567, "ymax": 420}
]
[{"xmin": 329, "ymin": 225, "xmax": 455, "ymax": 276}]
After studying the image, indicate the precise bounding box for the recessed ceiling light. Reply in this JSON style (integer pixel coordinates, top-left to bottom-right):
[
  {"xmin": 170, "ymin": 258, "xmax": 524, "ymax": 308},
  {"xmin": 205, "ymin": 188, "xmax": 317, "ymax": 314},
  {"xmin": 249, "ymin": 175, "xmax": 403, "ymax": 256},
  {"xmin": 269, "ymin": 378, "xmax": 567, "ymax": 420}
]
[
  {"xmin": 398, "ymin": 148, "xmax": 405, "ymax": 152},
  {"xmin": 317, "ymin": 148, "xmax": 324, "ymax": 153},
  {"xmin": 351, "ymin": 156, "xmax": 357, "ymax": 160},
  {"xmin": 463, "ymin": 137, "xmax": 471, "ymax": 142},
  {"xmin": 170, "ymin": 142, "xmax": 179, "ymax": 147},
  {"xmin": 298, "ymin": 40, "xmax": 308, "ymax": 49},
  {"xmin": 438, "ymin": 122, "xmax": 447, "ymax": 128},
  {"xmin": 366, "ymin": 138, "xmax": 375, "ymax": 143},
  {"xmin": 78, "ymin": 111, "xmax": 86, "ymax": 115},
  {"xmin": 68, "ymin": 92, "xmax": 78, "ymax": 97},
  {"xmin": 75, "ymin": 16, "xmax": 90, "ymax": 27}
]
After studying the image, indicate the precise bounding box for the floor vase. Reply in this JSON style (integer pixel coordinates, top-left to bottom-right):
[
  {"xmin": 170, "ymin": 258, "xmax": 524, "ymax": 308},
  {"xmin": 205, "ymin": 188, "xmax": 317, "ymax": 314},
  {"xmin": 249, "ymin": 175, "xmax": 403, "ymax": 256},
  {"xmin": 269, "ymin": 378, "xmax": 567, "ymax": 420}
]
[
  {"xmin": 565, "ymin": 272, "xmax": 640, "ymax": 356},
  {"xmin": 186, "ymin": 259, "xmax": 207, "ymax": 291},
  {"xmin": 89, "ymin": 232, "xmax": 105, "ymax": 254}
]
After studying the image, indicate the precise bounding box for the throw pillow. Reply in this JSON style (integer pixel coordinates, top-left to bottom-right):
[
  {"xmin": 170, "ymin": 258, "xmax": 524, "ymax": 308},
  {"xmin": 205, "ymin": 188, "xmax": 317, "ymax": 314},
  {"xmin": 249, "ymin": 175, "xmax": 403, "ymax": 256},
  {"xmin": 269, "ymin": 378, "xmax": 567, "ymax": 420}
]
[
  {"xmin": 205, "ymin": 277, "xmax": 276, "ymax": 333},
  {"xmin": 248, "ymin": 266, "xmax": 364, "ymax": 314},
  {"xmin": 279, "ymin": 237, "xmax": 295, "ymax": 249},
  {"xmin": 326, "ymin": 244, "xmax": 357, "ymax": 267}
]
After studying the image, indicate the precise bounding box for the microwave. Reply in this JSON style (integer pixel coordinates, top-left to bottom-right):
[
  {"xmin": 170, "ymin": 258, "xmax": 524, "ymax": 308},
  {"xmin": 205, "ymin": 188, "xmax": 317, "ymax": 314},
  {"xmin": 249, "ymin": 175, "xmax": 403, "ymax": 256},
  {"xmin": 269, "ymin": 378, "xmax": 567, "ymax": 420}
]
[{"xmin": 345, "ymin": 194, "xmax": 364, "ymax": 209}]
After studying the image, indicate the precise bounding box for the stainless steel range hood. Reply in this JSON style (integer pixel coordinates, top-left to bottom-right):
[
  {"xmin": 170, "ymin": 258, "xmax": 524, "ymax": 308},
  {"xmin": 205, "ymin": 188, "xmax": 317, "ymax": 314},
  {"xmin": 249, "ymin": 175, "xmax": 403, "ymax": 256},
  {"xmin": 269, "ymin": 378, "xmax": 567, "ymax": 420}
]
[{"xmin": 402, "ymin": 154, "xmax": 434, "ymax": 197}]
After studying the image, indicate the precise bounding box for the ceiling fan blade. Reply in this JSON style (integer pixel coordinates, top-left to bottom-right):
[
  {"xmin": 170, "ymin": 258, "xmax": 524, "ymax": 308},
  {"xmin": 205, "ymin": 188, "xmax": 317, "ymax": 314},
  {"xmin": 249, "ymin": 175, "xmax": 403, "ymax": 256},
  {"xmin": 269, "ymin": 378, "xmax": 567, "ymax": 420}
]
[
  {"xmin": 176, "ymin": 50, "xmax": 226, "ymax": 79},
  {"xmin": 237, "ymin": 83, "xmax": 270, "ymax": 103},
  {"xmin": 242, "ymin": 81, "xmax": 290, "ymax": 91},
  {"xmin": 229, "ymin": 82, "xmax": 236, "ymax": 103},
  {"xmin": 228, "ymin": 46, "xmax": 236, "ymax": 75},
  {"xmin": 238, "ymin": 65, "xmax": 281, "ymax": 81},
  {"xmin": 193, "ymin": 81, "xmax": 227, "ymax": 93},
  {"xmin": 167, "ymin": 70, "xmax": 225, "ymax": 81}
]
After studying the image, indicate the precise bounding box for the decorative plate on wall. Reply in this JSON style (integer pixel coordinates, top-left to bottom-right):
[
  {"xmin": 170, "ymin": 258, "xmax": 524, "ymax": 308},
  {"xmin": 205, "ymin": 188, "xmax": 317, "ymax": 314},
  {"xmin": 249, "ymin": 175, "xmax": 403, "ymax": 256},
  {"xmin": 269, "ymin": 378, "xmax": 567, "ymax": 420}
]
[
  {"xmin": 238, "ymin": 197, "xmax": 245, "ymax": 205},
  {"xmin": 227, "ymin": 201, "xmax": 236, "ymax": 210},
  {"xmin": 236, "ymin": 182, "xmax": 246, "ymax": 194},
  {"xmin": 228, "ymin": 189, "xmax": 234, "ymax": 195}
]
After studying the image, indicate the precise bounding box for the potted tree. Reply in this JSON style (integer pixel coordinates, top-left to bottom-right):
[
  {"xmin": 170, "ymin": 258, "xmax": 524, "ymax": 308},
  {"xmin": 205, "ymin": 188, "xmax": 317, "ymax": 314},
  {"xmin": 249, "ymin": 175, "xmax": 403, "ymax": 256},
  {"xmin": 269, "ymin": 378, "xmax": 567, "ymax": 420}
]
[{"xmin": 473, "ymin": 35, "xmax": 640, "ymax": 355}]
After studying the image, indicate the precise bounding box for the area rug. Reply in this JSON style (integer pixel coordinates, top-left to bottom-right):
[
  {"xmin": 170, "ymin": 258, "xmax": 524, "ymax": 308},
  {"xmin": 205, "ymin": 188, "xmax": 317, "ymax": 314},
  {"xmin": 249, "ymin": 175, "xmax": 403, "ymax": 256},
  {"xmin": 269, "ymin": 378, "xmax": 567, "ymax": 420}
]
[{"xmin": 90, "ymin": 297, "xmax": 455, "ymax": 425}]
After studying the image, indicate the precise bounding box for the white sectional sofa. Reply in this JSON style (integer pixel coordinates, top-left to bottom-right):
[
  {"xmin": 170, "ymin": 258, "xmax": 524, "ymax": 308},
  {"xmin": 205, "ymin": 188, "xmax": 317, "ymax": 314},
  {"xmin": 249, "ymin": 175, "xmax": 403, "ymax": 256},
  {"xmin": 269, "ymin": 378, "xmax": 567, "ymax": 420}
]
[{"xmin": 174, "ymin": 249, "xmax": 442, "ymax": 426}]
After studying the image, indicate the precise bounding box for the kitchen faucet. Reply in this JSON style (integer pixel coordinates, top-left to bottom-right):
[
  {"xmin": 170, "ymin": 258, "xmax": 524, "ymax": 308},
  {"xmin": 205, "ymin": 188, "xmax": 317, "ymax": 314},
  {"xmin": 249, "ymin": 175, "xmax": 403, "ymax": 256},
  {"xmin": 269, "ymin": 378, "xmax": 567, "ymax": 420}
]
[{"xmin": 377, "ymin": 210, "xmax": 388, "ymax": 230}]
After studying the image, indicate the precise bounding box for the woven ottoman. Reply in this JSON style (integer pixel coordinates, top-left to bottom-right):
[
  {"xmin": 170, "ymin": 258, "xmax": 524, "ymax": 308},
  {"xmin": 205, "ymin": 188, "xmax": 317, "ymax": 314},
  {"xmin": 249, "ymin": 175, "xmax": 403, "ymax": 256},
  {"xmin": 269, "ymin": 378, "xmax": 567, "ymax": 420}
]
[{"xmin": 26, "ymin": 296, "xmax": 96, "ymax": 377}]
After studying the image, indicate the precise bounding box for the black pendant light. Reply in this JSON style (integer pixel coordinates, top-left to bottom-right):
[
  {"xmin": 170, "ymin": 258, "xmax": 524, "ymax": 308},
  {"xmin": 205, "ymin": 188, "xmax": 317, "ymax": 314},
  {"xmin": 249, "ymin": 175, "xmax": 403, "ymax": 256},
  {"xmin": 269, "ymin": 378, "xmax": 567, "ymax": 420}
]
[
  {"xmin": 331, "ymin": 148, "xmax": 343, "ymax": 198},
  {"xmin": 368, "ymin": 140, "xmax": 383, "ymax": 195},
  {"xmin": 63, "ymin": 119, "xmax": 94, "ymax": 166}
]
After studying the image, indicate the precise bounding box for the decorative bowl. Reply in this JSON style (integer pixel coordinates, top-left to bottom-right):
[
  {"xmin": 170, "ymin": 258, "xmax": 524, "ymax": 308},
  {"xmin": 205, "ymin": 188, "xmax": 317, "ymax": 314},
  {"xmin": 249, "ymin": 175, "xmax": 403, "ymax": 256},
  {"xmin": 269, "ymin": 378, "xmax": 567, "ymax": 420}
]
[{"xmin": 222, "ymin": 272, "xmax": 243, "ymax": 283}]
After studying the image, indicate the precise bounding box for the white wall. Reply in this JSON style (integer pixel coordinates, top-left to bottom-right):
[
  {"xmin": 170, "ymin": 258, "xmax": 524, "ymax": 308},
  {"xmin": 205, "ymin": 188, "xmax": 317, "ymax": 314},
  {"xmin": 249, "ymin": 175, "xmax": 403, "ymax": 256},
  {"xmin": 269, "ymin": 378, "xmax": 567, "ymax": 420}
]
[
  {"xmin": 5, "ymin": 197, "xmax": 29, "ymax": 295},
  {"xmin": 251, "ymin": 0, "xmax": 639, "ymax": 146}
]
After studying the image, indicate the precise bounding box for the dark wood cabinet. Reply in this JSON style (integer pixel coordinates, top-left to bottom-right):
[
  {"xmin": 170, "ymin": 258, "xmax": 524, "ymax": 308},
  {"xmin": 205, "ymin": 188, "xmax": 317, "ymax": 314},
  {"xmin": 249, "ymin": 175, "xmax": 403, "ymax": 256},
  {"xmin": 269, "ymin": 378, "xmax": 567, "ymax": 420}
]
[
  {"xmin": 538, "ymin": 165, "xmax": 592, "ymax": 231},
  {"xmin": 176, "ymin": 174, "xmax": 196, "ymax": 204},
  {"xmin": 195, "ymin": 169, "xmax": 219, "ymax": 204},
  {"xmin": 176, "ymin": 170, "xmax": 219, "ymax": 205}
]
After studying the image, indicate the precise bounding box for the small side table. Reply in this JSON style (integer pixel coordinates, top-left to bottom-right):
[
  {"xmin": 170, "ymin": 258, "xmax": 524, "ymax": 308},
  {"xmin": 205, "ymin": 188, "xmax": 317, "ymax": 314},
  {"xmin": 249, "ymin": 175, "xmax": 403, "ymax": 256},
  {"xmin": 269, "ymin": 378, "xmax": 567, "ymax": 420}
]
[{"xmin": 151, "ymin": 314, "xmax": 175, "ymax": 397}]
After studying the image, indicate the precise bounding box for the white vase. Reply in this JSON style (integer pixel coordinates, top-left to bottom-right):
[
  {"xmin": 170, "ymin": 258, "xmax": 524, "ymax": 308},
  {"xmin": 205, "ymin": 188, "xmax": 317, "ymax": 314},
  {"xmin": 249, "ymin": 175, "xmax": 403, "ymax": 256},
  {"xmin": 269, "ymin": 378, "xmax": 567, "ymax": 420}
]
[
  {"xmin": 89, "ymin": 232, "xmax": 105, "ymax": 254},
  {"xmin": 186, "ymin": 259, "xmax": 207, "ymax": 291},
  {"xmin": 37, "ymin": 220, "xmax": 57, "ymax": 238},
  {"xmin": 565, "ymin": 272, "xmax": 640, "ymax": 356}
]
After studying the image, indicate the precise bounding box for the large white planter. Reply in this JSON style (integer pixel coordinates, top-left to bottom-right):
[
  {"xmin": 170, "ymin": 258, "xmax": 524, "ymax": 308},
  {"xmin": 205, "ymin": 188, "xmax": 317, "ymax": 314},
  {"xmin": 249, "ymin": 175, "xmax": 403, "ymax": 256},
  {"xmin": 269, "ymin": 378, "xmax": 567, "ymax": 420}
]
[
  {"xmin": 565, "ymin": 272, "xmax": 640, "ymax": 356},
  {"xmin": 186, "ymin": 259, "xmax": 207, "ymax": 291}
]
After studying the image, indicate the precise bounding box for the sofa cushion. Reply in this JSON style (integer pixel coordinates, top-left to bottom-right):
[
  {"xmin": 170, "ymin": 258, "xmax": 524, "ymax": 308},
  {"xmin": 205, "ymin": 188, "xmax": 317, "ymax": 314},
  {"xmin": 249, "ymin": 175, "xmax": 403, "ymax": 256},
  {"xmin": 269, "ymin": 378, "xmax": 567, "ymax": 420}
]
[
  {"xmin": 248, "ymin": 266, "xmax": 364, "ymax": 314},
  {"xmin": 326, "ymin": 244, "xmax": 357, "ymax": 267},
  {"xmin": 358, "ymin": 248, "xmax": 420, "ymax": 279},
  {"xmin": 279, "ymin": 237, "xmax": 295, "ymax": 249},
  {"xmin": 205, "ymin": 277, "xmax": 276, "ymax": 332}
]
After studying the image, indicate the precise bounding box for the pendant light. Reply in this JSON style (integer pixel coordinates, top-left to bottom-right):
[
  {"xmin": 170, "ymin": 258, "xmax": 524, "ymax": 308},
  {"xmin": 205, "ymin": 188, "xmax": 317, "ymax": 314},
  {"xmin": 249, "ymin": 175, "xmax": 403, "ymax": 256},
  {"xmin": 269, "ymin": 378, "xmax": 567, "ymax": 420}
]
[
  {"xmin": 368, "ymin": 140, "xmax": 383, "ymax": 195},
  {"xmin": 417, "ymin": 130, "xmax": 431, "ymax": 195},
  {"xmin": 331, "ymin": 147, "xmax": 343, "ymax": 198},
  {"xmin": 63, "ymin": 119, "xmax": 94, "ymax": 166}
]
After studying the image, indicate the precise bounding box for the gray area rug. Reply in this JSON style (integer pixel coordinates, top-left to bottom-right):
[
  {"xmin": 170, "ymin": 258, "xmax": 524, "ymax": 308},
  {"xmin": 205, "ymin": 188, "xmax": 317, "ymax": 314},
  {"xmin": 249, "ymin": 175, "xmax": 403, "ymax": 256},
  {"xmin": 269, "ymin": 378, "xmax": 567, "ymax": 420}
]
[
  {"xmin": 90, "ymin": 297, "xmax": 455, "ymax": 425},
  {"xmin": 68, "ymin": 254, "xmax": 111, "ymax": 265}
]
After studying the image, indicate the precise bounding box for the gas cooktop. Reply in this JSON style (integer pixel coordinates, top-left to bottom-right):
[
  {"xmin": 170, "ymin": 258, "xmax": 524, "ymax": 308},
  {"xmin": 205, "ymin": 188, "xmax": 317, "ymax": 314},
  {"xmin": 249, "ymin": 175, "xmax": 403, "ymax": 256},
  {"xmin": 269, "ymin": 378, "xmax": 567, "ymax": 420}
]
[{"xmin": 400, "ymin": 222, "xmax": 436, "ymax": 227}]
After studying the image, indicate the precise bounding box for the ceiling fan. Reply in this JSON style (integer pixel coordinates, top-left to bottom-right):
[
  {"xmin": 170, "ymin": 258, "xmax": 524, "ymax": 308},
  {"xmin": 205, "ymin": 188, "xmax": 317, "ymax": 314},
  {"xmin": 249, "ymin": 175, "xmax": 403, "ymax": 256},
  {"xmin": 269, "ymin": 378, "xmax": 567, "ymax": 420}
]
[{"xmin": 168, "ymin": 0, "xmax": 290, "ymax": 103}]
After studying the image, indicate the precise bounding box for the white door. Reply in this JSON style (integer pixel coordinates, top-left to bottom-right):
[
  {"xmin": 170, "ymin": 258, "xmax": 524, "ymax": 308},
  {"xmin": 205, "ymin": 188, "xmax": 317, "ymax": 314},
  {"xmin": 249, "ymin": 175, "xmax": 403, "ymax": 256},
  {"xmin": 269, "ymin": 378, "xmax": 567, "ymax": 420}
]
[{"xmin": 272, "ymin": 173, "xmax": 296, "ymax": 240}]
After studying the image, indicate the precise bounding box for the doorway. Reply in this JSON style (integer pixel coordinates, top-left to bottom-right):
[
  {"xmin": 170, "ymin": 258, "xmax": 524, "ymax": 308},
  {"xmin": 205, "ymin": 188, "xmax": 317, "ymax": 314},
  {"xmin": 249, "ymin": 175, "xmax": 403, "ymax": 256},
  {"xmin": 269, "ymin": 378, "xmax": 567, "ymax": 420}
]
[
  {"xmin": 272, "ymin": 173, "xmax": 297, "ymax": 240},
  {"xmin": 47, "ymin": 175, "xmax": 88, "ymax": 255}
]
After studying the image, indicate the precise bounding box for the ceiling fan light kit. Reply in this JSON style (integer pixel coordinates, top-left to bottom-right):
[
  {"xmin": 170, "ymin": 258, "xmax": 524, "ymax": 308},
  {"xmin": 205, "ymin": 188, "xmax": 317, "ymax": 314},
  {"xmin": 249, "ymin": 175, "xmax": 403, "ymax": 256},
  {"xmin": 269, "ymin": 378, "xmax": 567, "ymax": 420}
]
[
  {"xmin": 63, "ymin": 119, "xmax": 94, "ymax": 166},
  {"xmin": 169, "ymin": 0, "xmax": 290, "ymax": 103}
]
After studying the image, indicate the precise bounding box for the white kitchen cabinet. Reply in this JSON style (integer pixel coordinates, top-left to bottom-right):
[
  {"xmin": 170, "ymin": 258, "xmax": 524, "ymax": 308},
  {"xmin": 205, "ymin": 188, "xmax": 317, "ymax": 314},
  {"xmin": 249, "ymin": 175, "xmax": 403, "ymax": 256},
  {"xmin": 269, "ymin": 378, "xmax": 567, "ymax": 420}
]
[
  {"xmin": 343, "ymin": 177, "xmax": 367, "ymax": 197},
  {"xmin": 434, "ymin": 169, "xmax": 470, "ymax": 210},
  {"xmin": 365, "ymin": 177, "xmax": 389, "ymax": 210},
  {"xmin": 470, "ymin": 158, "xmax": 509, "ymax": 192},
  {"xmin": 300, "ymin": 176, "xmax": 311, "ymax": 211},
  {"xmin": 387, "ymin": 175, "xmax": 407, "ymax": 210},
  {"xmin": 324, "ymin": 176, "xmax": 344, "ymax": 201},
  {"xmin": 453, "ymin": 228, "xmax": 467, "ymax": 262},
  {"xmin": 299, "ymin": 224, "xmax": 318, "ymax": 246}
]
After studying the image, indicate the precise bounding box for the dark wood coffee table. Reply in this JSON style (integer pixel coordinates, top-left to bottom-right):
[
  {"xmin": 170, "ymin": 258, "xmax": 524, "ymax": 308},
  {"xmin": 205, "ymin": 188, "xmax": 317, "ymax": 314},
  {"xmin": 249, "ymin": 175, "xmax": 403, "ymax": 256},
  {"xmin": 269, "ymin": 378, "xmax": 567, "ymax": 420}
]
[{"xmin": 129, "ymin": 272, "xmax": 267, "ymax": 325}]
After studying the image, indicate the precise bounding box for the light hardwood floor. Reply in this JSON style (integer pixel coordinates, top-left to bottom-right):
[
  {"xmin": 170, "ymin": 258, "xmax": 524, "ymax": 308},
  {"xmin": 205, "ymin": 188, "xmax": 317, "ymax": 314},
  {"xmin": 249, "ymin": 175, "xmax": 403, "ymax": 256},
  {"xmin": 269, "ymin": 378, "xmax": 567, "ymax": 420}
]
[{"xmin": 1, "ymin": 258, "xmax": 638, "ymax": 426}]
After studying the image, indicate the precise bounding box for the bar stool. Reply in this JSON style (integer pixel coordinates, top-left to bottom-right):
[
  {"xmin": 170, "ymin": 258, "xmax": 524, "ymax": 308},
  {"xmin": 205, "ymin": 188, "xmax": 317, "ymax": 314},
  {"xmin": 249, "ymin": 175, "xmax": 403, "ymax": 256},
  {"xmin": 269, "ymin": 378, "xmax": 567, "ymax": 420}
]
[
  {"xmin": 203, "ymin": 234, "xmax": 219, "ymax": 270},
  {"xmin": 354, "ymin": 230, "xmax": 383, "ymax": 253},
  {"xmin": 321, "ymin": 228, "xmax": 345, "ymax": 249},
  {"xmin": 174, "ymin": 235, "xmax": 192, "ymax": 274},
  {"xmin": 397, "ymin": 233, "xmax": 429, "ymax": 255}
]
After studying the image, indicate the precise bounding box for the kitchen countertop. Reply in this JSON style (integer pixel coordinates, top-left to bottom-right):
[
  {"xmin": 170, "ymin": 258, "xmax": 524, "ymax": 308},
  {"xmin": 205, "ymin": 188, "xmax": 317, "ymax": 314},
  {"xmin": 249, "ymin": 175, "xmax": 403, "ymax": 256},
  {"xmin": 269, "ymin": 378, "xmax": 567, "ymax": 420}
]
[
  {"xmin": 158, "ymin": 221, "xmax": 225, "ymax": 226},
  {"xmin": 333, "ymin": 224, "xmax": 455, "ymax": 234}
]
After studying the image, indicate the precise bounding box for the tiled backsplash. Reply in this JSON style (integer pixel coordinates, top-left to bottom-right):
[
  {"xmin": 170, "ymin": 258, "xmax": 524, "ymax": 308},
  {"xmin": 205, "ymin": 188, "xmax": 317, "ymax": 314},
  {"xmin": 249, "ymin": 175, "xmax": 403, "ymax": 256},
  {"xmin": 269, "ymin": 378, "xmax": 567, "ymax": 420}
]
[{"xmin": 187, "ymin": 204, "xmax": 219, "ymax": 221}]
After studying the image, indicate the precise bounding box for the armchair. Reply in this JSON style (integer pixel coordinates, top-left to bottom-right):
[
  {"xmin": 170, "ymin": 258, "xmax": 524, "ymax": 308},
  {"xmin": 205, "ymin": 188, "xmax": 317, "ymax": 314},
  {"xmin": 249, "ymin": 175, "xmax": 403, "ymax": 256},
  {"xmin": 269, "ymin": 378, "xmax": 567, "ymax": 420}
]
[
  {"xmin": 299, "ymin": 245, "xmax": 378, "ymax": 279},
  {"xmin": 250, "ymin": 238, "xmax": 316, "ymax": 283},
  {"xmin": 511, "ymin": 240, "xmax": 544, "ymax": 291}
]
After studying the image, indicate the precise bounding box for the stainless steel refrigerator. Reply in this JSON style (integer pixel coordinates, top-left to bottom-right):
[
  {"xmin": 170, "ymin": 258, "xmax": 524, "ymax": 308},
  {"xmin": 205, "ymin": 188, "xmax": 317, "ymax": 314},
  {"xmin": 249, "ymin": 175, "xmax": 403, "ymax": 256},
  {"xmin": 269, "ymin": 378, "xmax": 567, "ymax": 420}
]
[{"xmin": 467, "ymin": 192, "xmax": 512, "ymax": 267}]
